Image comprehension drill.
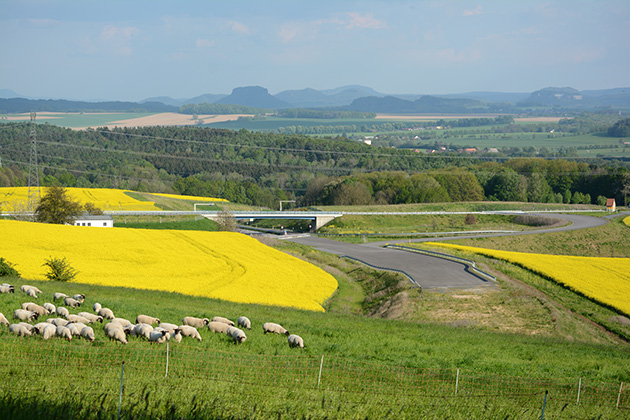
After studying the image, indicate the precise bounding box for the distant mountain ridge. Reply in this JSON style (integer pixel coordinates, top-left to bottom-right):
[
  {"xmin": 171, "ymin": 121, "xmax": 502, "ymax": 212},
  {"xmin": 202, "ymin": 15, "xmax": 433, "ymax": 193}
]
[{"xmin": 215, "ymin": 86, "xmax": 292, "ymax": 109}]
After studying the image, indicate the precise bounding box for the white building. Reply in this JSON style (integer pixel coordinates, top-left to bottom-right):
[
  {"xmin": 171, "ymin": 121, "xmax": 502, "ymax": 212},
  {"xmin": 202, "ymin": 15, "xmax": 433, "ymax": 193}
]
[{"xmin": 73, "ymin": 215, "xmax": 114, "ymax": 228}]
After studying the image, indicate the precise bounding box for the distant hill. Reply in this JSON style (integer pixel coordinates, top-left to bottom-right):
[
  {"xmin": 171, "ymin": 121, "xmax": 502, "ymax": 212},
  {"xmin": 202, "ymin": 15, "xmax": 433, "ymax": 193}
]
[
  {"xmin": 215, "ymin": 86, "xmax": 292, "ymax": 109},
  {"xmin": 0, "ymin": 98, "xmax": 178, "ymax": 114},
  {"xmin": 141, "ymin": 93, "xmax": 228, "ymax": 107},
  {"xmin": 347, "ymin": 95, "xmax": 490, "ymax": 113},
  {"xmin": 0, "ymin": 89, "xmax": 24, "ymax": 99},
  {"xmin": 276, "ymin": 85, "xmax": 385, "ymax": 108},
  {"xmin": 435, "ymin": 91, "xmax": 530, "ymax": 104},
  {"xmin": 518, "ymin": 87, "xmax": 630, "ymax": 109}
]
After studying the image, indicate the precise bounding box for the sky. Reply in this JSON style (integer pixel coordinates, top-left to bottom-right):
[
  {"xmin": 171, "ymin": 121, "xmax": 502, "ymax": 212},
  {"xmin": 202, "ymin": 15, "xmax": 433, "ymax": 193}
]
[{"xmin": 1, "ymin": 0, "xmax": 629, "ymax": 101}]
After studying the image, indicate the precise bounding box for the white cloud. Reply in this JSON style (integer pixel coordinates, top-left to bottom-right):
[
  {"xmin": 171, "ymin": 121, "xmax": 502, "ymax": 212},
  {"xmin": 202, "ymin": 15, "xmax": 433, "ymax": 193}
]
[
  {"xmin": 196, "ymin": 38, "xmax": 215, "ymax": 48},
  {"xmin": 345, "ymin": 12, "xmax": 386, "ymax": 30},
  {"xmin": 463, "ymin": 5, "xmax": 484, "ymax": 17},
  {"xmin": 228, "ymin": 20, "xmax": 250, "ymax": 35}
]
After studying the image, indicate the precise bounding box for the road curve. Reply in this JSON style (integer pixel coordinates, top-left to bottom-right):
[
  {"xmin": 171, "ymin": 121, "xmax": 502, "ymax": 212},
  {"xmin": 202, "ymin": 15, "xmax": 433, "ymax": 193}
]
[{"xmin": 286, "ymin": 212, "xmax": 608, "ymax": 290}]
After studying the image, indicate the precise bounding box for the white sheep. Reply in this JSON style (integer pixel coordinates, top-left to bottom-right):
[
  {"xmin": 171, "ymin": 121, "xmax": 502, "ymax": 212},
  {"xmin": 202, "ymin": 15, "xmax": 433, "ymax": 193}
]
[
  {"xmin": 178, "ymin": 325, "xmax": 202, "ymax": 341},
  {"xmin": 77, "ymin": 312, "xmax": 103, "ymax": 323},
  {"xmin": 170, "ymin": 329, "xmax": 182, "ymax": 343},
  {"xmin": 207, "ymin": 321, "xmax": 231, "ymax": 334},
  {"xmin": 66, "ymin": 314, "xmax": 90, "ymax": 324},
  {"xmin": 93, "ymin": 302, "xmax": 102, "ymax": 312},
  {"xmin": 97, "ymin": 307, "xmax": 115, "ymax": 319},
  {"xmin": 33, "ymin": 322, "xmax": 49, "ymax": 333},
  {"xmin": 0, "ymin": 285, "xmax": 14, "ymax": 293},
  {"xmin": 66, "ymin": 323, "xmax": 82, "ymax": 336},
  {"xmin": 0, "ymin": 312, "xmax": 9, "ymax": 327},
  {"xmin": 288, "ymin": 334, "xmax": 305, "ymax": 348},
  {"xmin": 157, "ymin": 322, "xmax": 178, "ymax": 333},
  {"xmin": 64, "ymin": 297, "xmax": 81, "ymax": 308},
  {"xmin": 230, "ymin": 327, "xmax": 247, "ymax": 344},
  {"xmin": 13, "ymin": 309, "xmax": 38, "ymax": 322},
  {"xmin": 111, "ymin": 317, "xmax": 133, "ymax": 327},
  {"xmin": 53, "ymin": 292, "xmax": 69, "ymax": 301},
  {"xmin": 47, "ymin": 318, "xmax": 70, "ymax": 327},
  {"xmin": 72, "ymin": 294, "xmax": 86, "ymax": 303},
  {"xmin": 9, "ymin": 323, "xmax": 32, "ymax": 336},
  {"xmin": 211, "ymin": 316, "xmax": 234, "ymax": 326},
  {"xmin": 182, "ymin": 316, "xmax": 209, "ymax": 328},
  {"xmin": 132, "ymin": 323, "xmax": 154, "ymax": 340},
  {"xmin": 17, "ymin": 322, "xmax": 35, "ymax": 333},
  {"xmin": 104, "ymin": 323, "xmax": 127, "ymax": 344},
  {"xmin": 56, "ymin": 325, "xmax": 72, "ymax": 341},
  {"xmin": 80, "ymin": 326, "xmax": 95, "ymax": 342},
  {"xmin": 237, "ymin": 316, "xmax": 251, "ymax": 330},
  {"xmin": 22, "ymin": 303, "xmax": 47, "ymax": 317},
  {"xmin": 148, "ymin": 329, "xmax": 169, "ymax": 344},
  {"xmin": 21, "ymin": 285, "xmax": 42, "ymax": 294},
  {"xmin": 56, "ymin": 307, "xmax": 70, "ymax": 319},
  {"xmin": 41, "ymin": 324, "xmax": 57, "ymax": 340},
  {"xmin": 262, "ymin": 322, "xmax": 289, "ymax": 336},
  {"xmin": 136, "ymin": 314, "xmax": 160, "ymax": 325},
  {"xmin": 26, "ymin": 288, "xmax": 38, "ymax": 299},
  {"xmin": 42, "ymin": 302, "xmax": 56, "ymax": 314}
]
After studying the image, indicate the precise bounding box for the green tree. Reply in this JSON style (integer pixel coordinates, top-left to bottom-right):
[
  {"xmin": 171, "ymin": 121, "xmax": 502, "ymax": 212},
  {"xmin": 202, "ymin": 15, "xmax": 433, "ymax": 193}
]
[
  {"xmin": 42, "ymin": 256, "xmax": 78, "ymax": 282},
  {"xmin": 35, "ymin": 185, "xmax": 83, "ymax": 224}
]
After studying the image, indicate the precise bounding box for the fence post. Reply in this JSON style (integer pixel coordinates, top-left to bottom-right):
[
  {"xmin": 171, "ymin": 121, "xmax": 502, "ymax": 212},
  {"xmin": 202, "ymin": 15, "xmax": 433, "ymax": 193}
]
[
  {"xmin": 118, "ymin": 361, "xmax": 125, "ymax": 420},
  {"xmin": 617, "ymin": 382, "xmax": 624, "ymax": 409},
  {"xmin": 455, "ymin": 369, "xmax": 460, "ymax": 396},
  {"xmin": 317, "ymin": 355, "xmax": 324, "ymax": 388},
  {"xmin": 540, "ymin": 390, "xmax": 548, "ymax": 420},
  {"xmin": 577, "ymin": 378, "xmax": 581, "ymax": 405},
  {"xmin": 165, "ymin": 340, "xmax": 170, "ymax": 378}
]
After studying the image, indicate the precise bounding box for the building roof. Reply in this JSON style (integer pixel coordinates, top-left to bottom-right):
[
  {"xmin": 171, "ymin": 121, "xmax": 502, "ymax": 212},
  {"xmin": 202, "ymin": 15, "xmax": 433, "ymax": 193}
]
[
  {"xmin": 74, "ymin": 215, "xmax": 114, "ymax": 221},
  {"xmin": 606, "ymin": 198, "xmax": 616, "ymax": 207}
]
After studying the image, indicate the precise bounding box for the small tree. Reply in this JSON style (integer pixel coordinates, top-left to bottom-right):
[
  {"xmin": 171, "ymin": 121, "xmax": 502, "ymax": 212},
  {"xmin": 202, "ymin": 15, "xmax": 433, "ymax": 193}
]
[
  {"xmin": 83, "ymin": 202, "xmax": 104, "ymax": 215},
  {"xmin": 43, "ymin": 256, "xmax": 78, "ymax": 282},
  {"xmin": 464, "ymin": 214, "xmax": 477, "ymax": 225},
  {"xmin": 216, "ymin": 210, "xmax": 237, "ymax": 232},
  {"xmin": 35, "ymin": 185, "xmax": 83, "ymax": 224},
  {"xmin": 0, "ymin": 257, "xmax": 20, "ymax": 277}
]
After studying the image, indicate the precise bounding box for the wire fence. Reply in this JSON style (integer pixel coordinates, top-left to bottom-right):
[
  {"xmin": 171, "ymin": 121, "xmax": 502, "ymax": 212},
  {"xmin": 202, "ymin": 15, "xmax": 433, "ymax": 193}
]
[{"xmin": 0, "ymin": 335, "xmax": 627, "ymax": 412}]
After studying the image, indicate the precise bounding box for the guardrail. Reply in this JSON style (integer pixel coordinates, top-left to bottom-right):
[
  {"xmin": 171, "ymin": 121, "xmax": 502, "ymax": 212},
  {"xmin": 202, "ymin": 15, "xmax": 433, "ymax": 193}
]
[
  {"xmin": 384, "ymin": 245, "xmax": 496, "ymax": 283},
  {"xmin": 340, "ymin": 255, "xmax": 421, "ymax": 289}
]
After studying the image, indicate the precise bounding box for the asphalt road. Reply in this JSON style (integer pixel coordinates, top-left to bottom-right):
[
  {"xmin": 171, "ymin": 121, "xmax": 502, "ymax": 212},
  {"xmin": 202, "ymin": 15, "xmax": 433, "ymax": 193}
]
[{"xmin": 286, "ymin": 212, "xmax": 613, "ymax": 290}]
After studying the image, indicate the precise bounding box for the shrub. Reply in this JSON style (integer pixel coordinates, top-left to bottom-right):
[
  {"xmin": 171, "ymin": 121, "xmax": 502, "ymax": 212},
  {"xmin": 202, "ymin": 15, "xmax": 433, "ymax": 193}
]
[
  {"xmin": 512, "ymin": 215, "xmax": 560, "ymax": 227},
  {"xmin": 464, "ymin": 214, "xmax": 477, "ymax": 225},
  {"xmin": 0, "ymin": 257, "xmax": 20, "ymax": 277},
  {"xmin": 42, "ymin": 257, "xmax": 78, "ymax": 282}
]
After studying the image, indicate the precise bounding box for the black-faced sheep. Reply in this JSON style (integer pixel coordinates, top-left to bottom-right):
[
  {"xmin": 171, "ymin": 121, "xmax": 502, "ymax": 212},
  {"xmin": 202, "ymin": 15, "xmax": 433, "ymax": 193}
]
[
  {"xmin": 148, "ymin": 329, "xmax": 169, "ymax": 344},
  {"xmin": 0, "ymin": 312, "xmax": 10, "ymax": 327},
  {"xmin": 47, "ymin": 317, "xmax": 70, "ymax": 327},
  {"xmin": 208, "ymin": 321, "xmax": 231, "ymax": 334},
  {"xmin": 178, "ymin": 325, "xmax": 202, "ymax": 341},
  {"xmin": 262, "ymin": 322, "xmax": 289, "ymax": 336},
  {"xmin": 237, "ymin": 316, "xmax": 251, "ymax": 330},
  {"xmin": 72, "ymin": 294, "xmax": 86, "ymax": 303},
  {"xmin": 63, "ymin": 297, "xmax": 81, "ymax": 308},
  {"xmin": 77, "ymin": 312, "xmax": 103, "ymax": 323},
  {"xmin": 288, "ymin": 334, "xmax": 305, "ymax": 348},
  {"xmin": 21, "ymin": 303, "xmax": 47, "ymax": 316},
  {"xmin": 21, "ymin": 285, "xmax": 42, "ymax": 295},
  {"xmin": 53, "ymin": 292, "xmax": 68, "ymax": 301},
  {"xmin": 40, "ymin": 324, "xmax": 57, "ymax": 340},
  {"xmin": 42, "ymin": 302, "xmax": 56, "ymax": 314},
  {"xmin": 56, "ymin": 306, "xmax": 70, "ymax": 318},
  {"xmin": 104, "ymin": 323, "xmax": 127, "ymax": 344},
  {"xmin": 9, "ymin": 323, "xmax": 32, "ymax": 336},
  {"xmin": 157, "ymin": 322, "xmax": 178, "ymax": 333},
  {"xmin": 17, "ymin": 322, "xmax": 35, "ymax": 333},
  {"xmin": 0, "ymin": 285, "xmax": 14, "ymax": 293},
  {"xmin": 132, "ymin": 323, "xmax": 154, "ymax": 340},
  {"xmin": 97, "ymin": 307, "xmax": 115, "ymax": 319},
  {"xmin": 13, "ymin": 309, "xmax": 38, "ymax": 322},
  {"xmin": 26, "ymin": 288, "xmax": 38, "ymax": 299},
  {"xmin": 211, "ymin": 316, "xmax": 234, "ymax": 326},
  {"xmin": 56, "ymin": 325, "xmax": 72, "ymax": 341},
  {"xmin": 182, "ymin": 316, "xmax": 209, "ymax": 328},
  {"xmin": 230, "ymin": 327, "xmax": 247, "ymax": 344},
  {"xmin": 93, "ymin": 302, "xmax": 102, "ymax": 312},
  {"xmin": 66, "ymin": 314, "xmax": 90, "ymax": 324},
  {"xmin": 136, "ymin": 314, "xmax": 160, "ymax": 325},
  {"xmin": 80, "ymin": 326, "xmax": 95, "ymax": 342}
]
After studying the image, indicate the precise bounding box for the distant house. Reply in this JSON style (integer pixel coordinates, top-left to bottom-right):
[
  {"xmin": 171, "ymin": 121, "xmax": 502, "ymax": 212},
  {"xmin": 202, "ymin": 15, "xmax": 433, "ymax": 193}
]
[
  {"xmin": 73, "ymin": 214, "xmax": 114, "ymax": 228},
  {"xmin": 606, "ymin": 198, "xmax": 616, "ymax": 212},
  {"xmin": 464, "ymin": 148, "xmax": 477, "ymax": 154},
  {"xmin": 487, "ymin": 148, "xmax": 499, "ymax": 153}
]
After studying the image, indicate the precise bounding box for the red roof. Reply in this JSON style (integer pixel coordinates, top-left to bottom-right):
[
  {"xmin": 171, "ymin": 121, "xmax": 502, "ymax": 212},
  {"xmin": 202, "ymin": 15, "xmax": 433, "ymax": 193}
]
[{"xmin": 606, "ymin": 198, "xmax": 616, "ymax": 207}]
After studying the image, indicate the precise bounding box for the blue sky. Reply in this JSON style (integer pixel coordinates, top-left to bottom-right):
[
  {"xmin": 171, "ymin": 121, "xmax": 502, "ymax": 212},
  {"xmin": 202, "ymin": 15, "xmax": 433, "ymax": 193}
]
[{"xmin": 1, "ymin": 0, "xmax": 628, "ymax": 101}]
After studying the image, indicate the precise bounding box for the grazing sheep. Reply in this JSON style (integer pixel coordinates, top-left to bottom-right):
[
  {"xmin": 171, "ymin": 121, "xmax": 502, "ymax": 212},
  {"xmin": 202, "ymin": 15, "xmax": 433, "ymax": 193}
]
[
  {"xmin": 136, "ymin": 314, "xmax": 160, "ymax": 325},
  {"xmin": 170, "ymin": 328, "xmax": 182, "ymax": 343},
  {"xmin": 47, "ymin": 318, "xmax": 70, "ymax": 327},
  {"xmin": 182, "ymin": 316, "xmax": 209, "ymax": 328},
  {"xmin": 72, "ymin": 294, "xmax": 86, "ymax": 303},
  {"xmin": 237, "ymin": 316, "xmax": 251, "ymax": 330},
  {"xmin": 41, "ymin": 324, "xmax": 57, "ymax": 340},
  {"xmin": 104, "ymin": 323, "xmax": 127, "ymax": 344},
  {"xmin": 230, "ymin": 327, "xmax": 247, "ymax": 344},
  {"xmin": 33, "ymin": 322, "xmax": 49, "ymax": 333},
  {"xmin": 0, "ymin": 312, "xmax": 9, "ymax": 327},
  {"xmin": 21, "ymin": 285, "xmax": 42, "ymax": 294},
  {"xmin": 13, "ymin": 309, "xmax": 38, "ymax": 322},
  {"xmin": 56, "ymin": 325, "xmax": 72, "ymax": 341},
  {"xmin": 66, "ymin": 323, "xmax": 82, "ymax": 336},
  {"xmin": 97, "ymin": 307, "xmax": 115, "ymax": 319},
  {"xmin": 111, "ymin": 317, "xmax": 132, "ymax": 326},
  {"xmin": 26, "ymin": 288, "xmax": 38, "ymax": 299},
  {"xmin": 207, "ymin": 321, "xmax": 231, "ymax": 334},
  {"xmin": 22, "ymin": 303, "xmax": 48, "ymax": 317},
  {"xmin": 0, "ymin": 285, "xmax": 14, "ymax": 293},
  {"xmin": 66, "ymin": 314, "xmax": 90, "ymax": 324},
  {"xmin": 262, "ymin": 322, "xmax": 289, "ymax": 336},
  {"xmin": 9, "ymin": 323, "xmax": 32, "ymax": 336},
  {"xmin": 56, "ymin": 306, "xmax": 70, "ymax": 318},
  {"xmin": 80, "ymin": 326, "xmax": 95, "ymax": 342},
  {"xmin": 132, "ymin": 323, "xmax": 154, "ymax": 340},
  {"xmin": 53, "ymin": 292, "xmax": 68, "ymax": 301},
  {"xmin": 77, "ymin": 312, "xmax": 103, "ymax": 323},
  {"xmin": 64, "ymin": 297, "xmax": 81, "ymax": 308},
  {"xmin": 178, "ymin": 325, "xmax": 202, "ymax": 341},
  {"xmin": 288, "ymin": 334, "xmax": 305, "ymax": 348},
  {"xmin": 93, "ymin": 302, "xmax": 102, "ymax": 312},
  {"xmin": 148, "ymin": 329, "xmax": 169, "ymax": 344},
  {"xmin": 17, "ymin": 322, "xmax": 35, "ymax": 332},
  {"xmin": 42, "ymin": 303, "xmax": 56, "ymax": 314},
  {"xmin": 157, "ymin": 322, "xmax": 178, "ymax": 333},
  {"xmin": 211, "ymin": 316, "xmax": 234, "ymax": 326}
]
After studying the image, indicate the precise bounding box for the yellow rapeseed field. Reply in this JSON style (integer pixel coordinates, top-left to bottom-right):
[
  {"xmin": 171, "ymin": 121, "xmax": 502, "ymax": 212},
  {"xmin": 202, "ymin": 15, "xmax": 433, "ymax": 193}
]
[
  {"xmin": 623, "ymin": 216, "xmax": 630, "ymax": 227},
  {"xmin": 0, "ymin": 220, "xmax": 337, "ymax": 312},
  {"xmin": 150, "ymin": 193, "xmax": 228, "ymax": 202},
  {"xmin": 427, "ymin": 242, "xmax": 630, "ymax": 316}
]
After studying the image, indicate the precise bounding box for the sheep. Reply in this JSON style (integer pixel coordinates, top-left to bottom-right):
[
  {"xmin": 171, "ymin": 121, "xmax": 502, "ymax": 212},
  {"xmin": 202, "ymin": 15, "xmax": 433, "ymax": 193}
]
[
  {"xmin": 9, "ymin": 323, "xmax": 32, "ymax": 336},
  {"xmin": 211, "ymin": 316, "xmax": 234, "ymax": 326},
  {"xmin": 178, "ymin": 325, "xmax": 202, "ymax": 341},
  {"xmin": 56, "ymin": 325, "xmax": 72, "ymax": 341},
  {"xmin": 66, "ymin": 323, "xmax": 83, "ymax": 336},
  {"xmin": 80, "ymin": 326, "xmax": 95, "ymax": 342},
  {"xmin": 64, "ymin": 297, "xmax": 81, "ymax": 308},
  {"xmin": 26, "ymin": 288, "xmax": 38, "ymax": 299},
  {"xmin": 0, "ymin": 312, "xmax": 9, "ymax": 327},
  {"xmin": 262, "ymin": 322, "xmax": 289, "ymax": 336},
  {"xmin": 22, "ymin": 303, "xmax": 48, "ymax": 317},
  {"xmin": 170, "ymin": 328, "xmax": 182, "ymax": 343},
  {"xmin": 237, "ymin": 316, "xmax": 251, "ymax": 330},
  {"xmin": 47, "ymin": 318, "xmax": 70, "ymax": 327},
  {"xmin": 42, "ymin": 302, "xmax": 56, "ymax": 314},
  {"xmin": 182, "ymin": 316, "xmax": 209, "ymax": 328},
  {"xmin": 41, "ymin": 324, "xmax": 57, "ymax": 340},
  {"xmin": 97, "ymin": 307, "xmax": 115, "ymax": 319},
  {"xmin": 230, "ymin": 327, "xmax": 247, "ymax": 344},
  {"xmin": 21, "ymin": 285, "xmax": 42, "ymax": 294},
  {"xmin": 93, "ymin": 302, "xmax": 102, "ymax": 312},
  {"xmin": 288, "ymin": 334, "xmax": 305, "ymax": 348},
  {"xmin": 0, "ymin": 285, "xmax": 14, "ymax": 293},
  {"xmin": 72, "ymin": 294, "xmax": 86, "ymax": 303},
  {"xmin": 158, "ymin": 322, "xmax": 178, "ymax": 333},
  {"xmin": 17, "ymin": 322, "xmax": 35, "ymax": 333},
  {"xmin": 77, "ymin": 312, "xmax": 103, "ymax": 323},
  {"xmin": 53, "ymin": 292, "xmax": 69, "ymax": 301},
  {"xmin": 148, "ymin": 329, "xmax": 169, "ymax": 344},
  {"xmin": 136, "ymin": 314, "xmax": 160, "ymax": 325},
  {"xmin": 56, "ymin": 306, "xmax": 70, "ymax": 318},
  {"xmin": 13, "ymin": 309, "xmax": 38, "ymax": 322},
  {"xmin": 104, "ymin": 323, "xmax": 127, "ymax": 344},
  {"xmin": 33, "ymin": 322, "xmax": 49, "ymax": 333},
  {"xmin": 132, "ymin": 323, "xmax": 154, "ymax": 340},
  {"xmin": 109, "ymin": 319, "xmax": 134, "ymax": 334},
  {"xmin": 207, "ymin": 321, "xmax": 231, "ymax": 334},
  {"xmin": 66, "ymin": 314, "xmax": 90, "ymax": 324}
]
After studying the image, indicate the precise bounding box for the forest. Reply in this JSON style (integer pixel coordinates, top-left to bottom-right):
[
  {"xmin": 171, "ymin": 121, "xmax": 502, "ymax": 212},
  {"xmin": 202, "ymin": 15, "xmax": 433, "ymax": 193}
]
[{"xmin": 0, "ymin": 123, "xmax": 628, "ymax": 209}]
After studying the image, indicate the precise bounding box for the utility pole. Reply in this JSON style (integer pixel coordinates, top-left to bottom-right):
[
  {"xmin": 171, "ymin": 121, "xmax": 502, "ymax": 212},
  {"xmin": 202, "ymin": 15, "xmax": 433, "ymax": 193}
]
[{"xmin": 27, "ymin": 112, "xmax": 40, "ymax": 214}]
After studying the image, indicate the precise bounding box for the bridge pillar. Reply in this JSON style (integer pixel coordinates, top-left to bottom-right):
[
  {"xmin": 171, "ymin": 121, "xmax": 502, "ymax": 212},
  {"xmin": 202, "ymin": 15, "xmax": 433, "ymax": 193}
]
[{"xmin": 314, "ymin": 215, "xmax": 337, "ymax": 230}]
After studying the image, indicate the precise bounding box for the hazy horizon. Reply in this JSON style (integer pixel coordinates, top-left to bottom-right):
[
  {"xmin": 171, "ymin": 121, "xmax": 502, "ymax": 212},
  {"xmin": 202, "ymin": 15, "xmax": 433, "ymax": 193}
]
[{"xmin": 1, "ymin": 0, "xmax": 628, "ymax": 102}]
